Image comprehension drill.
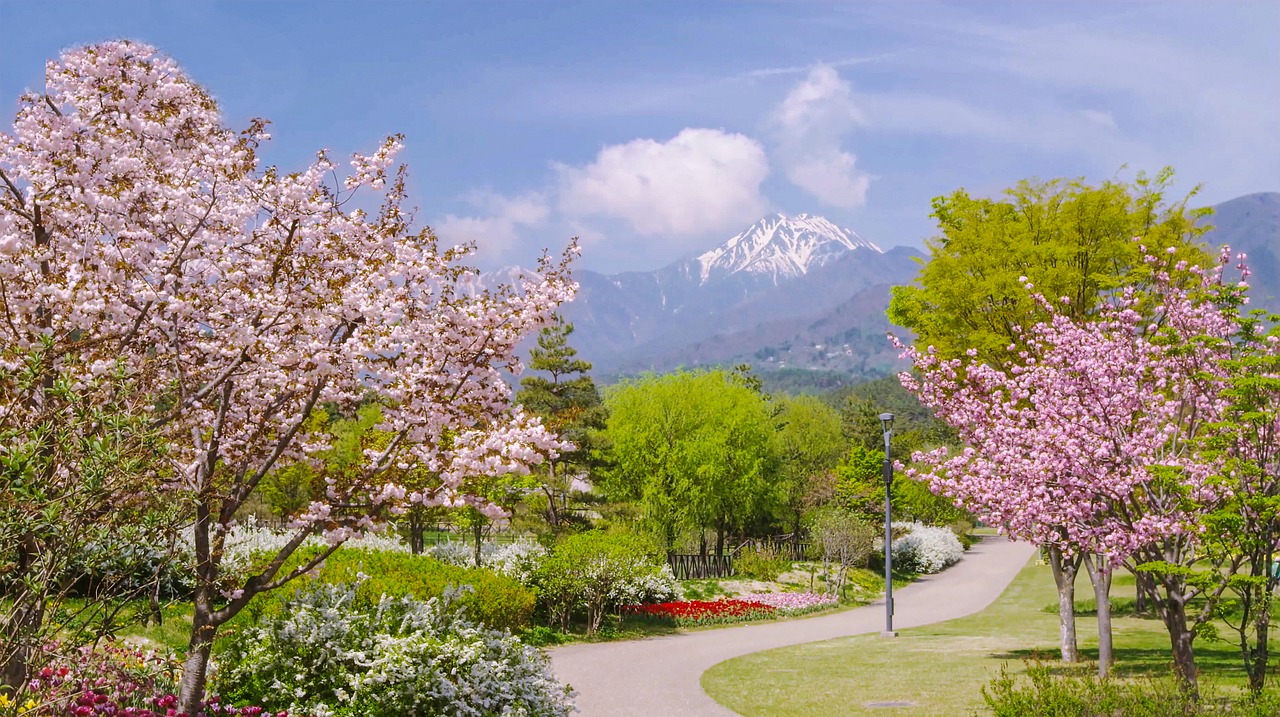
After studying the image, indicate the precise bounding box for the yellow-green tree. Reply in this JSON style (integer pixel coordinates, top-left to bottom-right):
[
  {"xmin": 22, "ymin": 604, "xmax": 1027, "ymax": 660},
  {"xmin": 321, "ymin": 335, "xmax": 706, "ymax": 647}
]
[
  {"xmin": 601, "ymin": 370, "xmax": 778, "ymax": 557},
  {"xmin": 889, "ymin": 168, "xmax": 1213, "ymax": 363}
]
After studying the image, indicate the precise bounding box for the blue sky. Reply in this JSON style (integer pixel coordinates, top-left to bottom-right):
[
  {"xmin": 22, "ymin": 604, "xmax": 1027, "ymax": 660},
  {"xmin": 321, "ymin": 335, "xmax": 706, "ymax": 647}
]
[{"xmin": 2, "ymin": 1, "xmax": 1276, "ymax": 274}]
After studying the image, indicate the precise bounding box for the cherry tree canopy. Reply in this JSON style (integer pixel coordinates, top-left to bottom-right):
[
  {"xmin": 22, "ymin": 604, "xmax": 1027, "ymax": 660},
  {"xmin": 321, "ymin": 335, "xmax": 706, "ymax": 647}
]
[{"xmin": 0, "ymin": 41, "xmax": 576, "ymax": 708}]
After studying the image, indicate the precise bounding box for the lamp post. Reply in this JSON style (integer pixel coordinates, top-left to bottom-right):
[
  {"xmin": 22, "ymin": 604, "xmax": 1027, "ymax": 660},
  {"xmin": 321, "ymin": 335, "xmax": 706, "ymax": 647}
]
[{"xmin": 880, "ymin": 412, "xmax": 897, "ymax": 638}]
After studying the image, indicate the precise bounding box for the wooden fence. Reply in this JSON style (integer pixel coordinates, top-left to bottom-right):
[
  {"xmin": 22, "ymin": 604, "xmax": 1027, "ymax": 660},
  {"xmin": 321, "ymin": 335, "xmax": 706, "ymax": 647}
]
[{"xmin": 667, "ymin": 553, "xmax": 735, "ymax": 580}]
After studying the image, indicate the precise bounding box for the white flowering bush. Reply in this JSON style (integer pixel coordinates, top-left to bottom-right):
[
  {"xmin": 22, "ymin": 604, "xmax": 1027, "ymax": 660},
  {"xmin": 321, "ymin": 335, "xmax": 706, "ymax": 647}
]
[
  {"xmin": 216, "ymin": 581, "xmax": 575, "ymax": 717},
  {"xmin": 607, "ymin": 563, "xmax": 680, "ymax": 606},
  {"xmin": 487, "ymin": 541, "xmax": 549, "ymax": 585},
  {"xmin": 428, "ymin": 539, "xmax": 548, "ymax": 584},
  {"xmin": 427, "ymin": 539, "xmax": 479, "ymax": 566},
  {"xmin": 891, "ymin": 521, "xmax": 964, "ymax": 574}
]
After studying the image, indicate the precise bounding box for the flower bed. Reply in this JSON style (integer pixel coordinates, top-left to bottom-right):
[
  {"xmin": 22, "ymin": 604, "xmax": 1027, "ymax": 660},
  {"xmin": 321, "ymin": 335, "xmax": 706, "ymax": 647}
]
[
  {"xmin": 621, "ymin": 599, "xmax": 776, "ymax": 626},
  {"xmin": 743, "ymin": 591, "xmax": 838, "ymax": 615},
  {"xmin": 14, "ymin": 642, "xmax": 276, "ymax": 717}
]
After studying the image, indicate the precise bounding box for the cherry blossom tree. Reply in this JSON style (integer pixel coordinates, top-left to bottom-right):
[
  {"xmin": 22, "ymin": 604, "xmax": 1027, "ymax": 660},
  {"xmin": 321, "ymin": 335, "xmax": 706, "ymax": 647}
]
[
  {"xmin": 897, "ymin": 249, "xmax": 1235, "ymax": 686},
  {"xmin": 0, "ymin": 41, "xmax": 575, "ymax": 712}
]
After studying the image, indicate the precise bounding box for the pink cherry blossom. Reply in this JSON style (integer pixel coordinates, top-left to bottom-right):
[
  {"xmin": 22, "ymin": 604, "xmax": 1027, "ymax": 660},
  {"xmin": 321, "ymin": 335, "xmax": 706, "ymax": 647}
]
[{"xmin": 0, "ymin": 40, "xmax": 577, "ymax": 710}]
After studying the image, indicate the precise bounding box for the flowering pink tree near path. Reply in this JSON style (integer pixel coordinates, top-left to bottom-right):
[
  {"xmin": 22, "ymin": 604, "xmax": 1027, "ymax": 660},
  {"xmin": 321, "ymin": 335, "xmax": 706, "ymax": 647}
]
[
  {"xmin": 0, "ymin": 42, "xmax": 575, "ymax": 713},
  {"xmin": 897, "ymin": 250, "xmax": 1238, "ymax": 687}
]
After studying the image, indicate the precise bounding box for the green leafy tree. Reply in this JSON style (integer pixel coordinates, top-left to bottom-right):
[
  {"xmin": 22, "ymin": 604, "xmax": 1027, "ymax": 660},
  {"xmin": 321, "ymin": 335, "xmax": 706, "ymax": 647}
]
[
  {"xmin": 517, "ymin": 316, "xmax": 607, "ymax": 532},
  {"xmin": 889, "ymin": 168, "xmax": 1213, "ymax": 363},
  {"xmin": 887, "ymin": 168, "xmax": 1214, "ymax": 665},
  {"xmin": 602, "ymin": 370, "xmax": 778, "ymax": 556},
  {"xmin": 774, "ymin": 395, "xmax": 845, "ymax": 543},
  {"xmin": 1198, "ymin": 291, "xmax": 1280, "ymax": 693}
]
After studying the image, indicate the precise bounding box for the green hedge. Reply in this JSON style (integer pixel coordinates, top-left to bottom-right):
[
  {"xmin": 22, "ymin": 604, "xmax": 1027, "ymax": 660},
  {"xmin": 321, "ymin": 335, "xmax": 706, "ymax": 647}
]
[{"xmin": 244, "ymin": 547, "xmax": 535, "ymax": 631}]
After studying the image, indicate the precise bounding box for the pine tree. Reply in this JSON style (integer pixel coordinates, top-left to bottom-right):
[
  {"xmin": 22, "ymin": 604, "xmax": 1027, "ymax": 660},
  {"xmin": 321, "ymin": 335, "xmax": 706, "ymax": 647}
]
[{"xmin": 517, "ymin": 316, "xmax": 607, "ymax": 529}]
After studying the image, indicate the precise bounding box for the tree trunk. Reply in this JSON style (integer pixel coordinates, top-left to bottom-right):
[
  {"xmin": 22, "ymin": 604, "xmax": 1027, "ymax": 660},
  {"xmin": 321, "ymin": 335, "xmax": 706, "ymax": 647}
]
[
  {"xmin": 177, "ymin": 601, "xmax": 217, "ymax": 715},
  {"xmin": 0, "ymin": 599, "xmax": 43, "ymax": 689},
  {"xmin": 1243, "ymin": 552, "xmax": 1273, "ymax": 693},
  {"xmin": 1082, "ymin": 553, "xmax": 1114, "ymax": 678},
  {"xmin": 1152, "ymin": 572, "xmax": 1199, "ymax": 696},
  {"xmin": 472, "ymin": 519, "xmax": 483, "ymax": 568},
  {"xmin": 1168, "ymin": 604, "xmax": 1199, "ymax": 697},
  {"xmin": 408, "ymin": 511, "xmax": 424, "ymax": 555},
  {"xmin": 715, "ymin": 522, "xmax": 725, "ymax": 558},
  {"xmin": 544, "ymin": 463, "xmax": 560, "ymax": 528},
  {"xmin": 1247, "ymin": 604, "xmax": 1270, "ymax": 693},
  {"xmin": 1047, "ymin": 545, "xmax": 1081, "ymax": 663}
]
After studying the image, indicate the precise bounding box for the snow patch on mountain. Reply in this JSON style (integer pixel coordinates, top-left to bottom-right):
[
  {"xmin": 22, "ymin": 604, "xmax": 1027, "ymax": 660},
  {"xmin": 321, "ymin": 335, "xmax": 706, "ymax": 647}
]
[{"xmin": 695, "ymin": 213, "xmax": 881, "ymax": 285}]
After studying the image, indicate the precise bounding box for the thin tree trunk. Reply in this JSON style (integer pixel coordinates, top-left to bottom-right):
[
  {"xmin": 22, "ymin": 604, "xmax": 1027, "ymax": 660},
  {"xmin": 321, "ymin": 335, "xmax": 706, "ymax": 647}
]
[
  {"xmin": 1082, "ymin": 553, "xmax": 1114, "ymax": 678},
  {"xmin": 1247, "ymin": 600, "xmax": 1270, "ymax": 693},
  {"xmin": 472, "ymin": 518, "xmax": 483, "ymax": 568},
  {"xmin": 1047, "ymin": 545, "xmax": 1081, "ymax": 663},
  {"xmin": 1150, "ymin": 571, "xmax": 1199, "ymax": 696},
  {"xmin": 177, "ymin": 599, "xmax": 217, "ymax": 715},
  {"xmin": 544, "ymin": 462, "xmax": 560, "ymax": 528}
]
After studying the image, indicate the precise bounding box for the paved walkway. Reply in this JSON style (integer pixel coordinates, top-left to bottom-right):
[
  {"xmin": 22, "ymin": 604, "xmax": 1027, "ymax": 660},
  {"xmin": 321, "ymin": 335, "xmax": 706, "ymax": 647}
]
[{"xmin": 548, "ymin": 535, "xmax": 1036, "ymax": 716}]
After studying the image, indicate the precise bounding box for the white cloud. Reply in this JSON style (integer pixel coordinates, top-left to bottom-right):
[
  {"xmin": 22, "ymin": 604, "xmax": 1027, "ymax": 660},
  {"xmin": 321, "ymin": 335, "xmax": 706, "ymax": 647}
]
[
  {"xmin": 1081, "ymin": 109, "xmax": 1117, "ymax": 130},
  {"xmin": 435, "ymin": 191, "xmax": 550, "ymax": 255},
  {"xmin": 771, "ymin": 65, "xmax": 872, "ymax": 209},
  {"xmin": 556, "ymin": 128, "xmax": 769, "ymax": 236}
]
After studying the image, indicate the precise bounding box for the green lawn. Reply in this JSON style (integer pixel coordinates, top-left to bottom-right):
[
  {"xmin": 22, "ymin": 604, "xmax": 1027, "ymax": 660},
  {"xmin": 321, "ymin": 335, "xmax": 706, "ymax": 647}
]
[{"xmin": 702, "ymin": 556, "xmax": 1277, "ymax": 716}]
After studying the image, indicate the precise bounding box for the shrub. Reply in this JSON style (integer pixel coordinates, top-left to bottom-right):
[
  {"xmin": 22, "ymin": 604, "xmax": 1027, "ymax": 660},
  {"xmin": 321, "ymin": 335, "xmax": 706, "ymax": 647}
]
[
  {"xmin": 534, "ymin": 531, "xmax": 676, "ymax": 634},
  {"xmin": 241, "ymin": 546, "xmax": 535, "ymax": 632},
  {"xmin": 427, "ymin": 539, "xmax": 547, "ymax": 584},
  {"xmin": 806, "ymin": 506, "xmax": 878, "ymax": 599},
  {"xmin": 982, "ymin": 661, "xmax": 1280, "ymax": 717},
  {"xmin": 217, "ymin": 581, "xmax": 575, "ymax": 717},
  {"xmin": 734, "ymin": 544, "xmax": 791, "ymax": 582},
  {"xmin": 891, "ymin": 521, "xmax": 964, "ymax": 574},
  {"xmin": 312, "ymin": 547, "xmax": 535, "ymax": 630},
  {"xmin": 485, "ymin": 540, "xmax": 549, "ymax": 584}
]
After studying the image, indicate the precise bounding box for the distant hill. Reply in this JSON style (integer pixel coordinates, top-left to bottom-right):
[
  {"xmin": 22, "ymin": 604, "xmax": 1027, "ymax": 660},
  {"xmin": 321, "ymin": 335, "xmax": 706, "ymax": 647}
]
[
  {"xmin": 1202, "ymin": 191, "xmax": 1280, "ymax": 306},
  {"xmin": 555, "ymin": 213, "xmax": 923, "ymax": 382},
  {"xmin": 517, "ymin": 192, "xmax": 1280, "ymax": 393}
]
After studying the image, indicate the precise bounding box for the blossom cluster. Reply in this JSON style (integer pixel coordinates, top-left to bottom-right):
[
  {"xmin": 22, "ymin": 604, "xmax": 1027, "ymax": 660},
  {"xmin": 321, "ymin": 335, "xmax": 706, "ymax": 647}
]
[
  {"xmin": 896, "ymin": 250, "xmax": 1236, "ymax": 561},
  {"xmin": 890, "ymin": 522, "xmax": 964, "ymax": 574},
  {"xmin": 430, "ymin": 538, "xmax": 680, "ymax": 606}
]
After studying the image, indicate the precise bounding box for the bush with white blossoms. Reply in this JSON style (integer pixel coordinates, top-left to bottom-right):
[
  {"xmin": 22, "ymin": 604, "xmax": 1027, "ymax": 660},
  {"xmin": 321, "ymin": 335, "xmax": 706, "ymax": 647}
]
[
  {"xmin": 890, "ymin": 521, "xmax": 965, "ymax": 574},
  {"xmin": 606, "ymin": 563, "xmax": 680, "ymax": 606},
  {"xmin": 487, "ymin": 541, "xmax": 550, "ymax": 585},
  {"xmin": 216, "ymin": 580, "xmax": 575, "ymax": 717},
  {"xmin": 427, "ymin": 539, "xmax": 481, "ymax": 567}
]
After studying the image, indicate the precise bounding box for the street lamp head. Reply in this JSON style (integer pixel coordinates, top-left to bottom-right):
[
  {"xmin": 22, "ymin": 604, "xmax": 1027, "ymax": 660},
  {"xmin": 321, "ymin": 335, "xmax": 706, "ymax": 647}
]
[{"xmin": 879, "ymin": 412, "xmax": 895, "ymax": 433}]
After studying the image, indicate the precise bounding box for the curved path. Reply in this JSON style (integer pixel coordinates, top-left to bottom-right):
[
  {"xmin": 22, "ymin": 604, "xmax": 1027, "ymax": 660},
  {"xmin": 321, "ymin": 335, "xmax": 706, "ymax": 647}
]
[{"xmin": 548, "ymin": 535, "xmax": 1035, "ymax": 716}]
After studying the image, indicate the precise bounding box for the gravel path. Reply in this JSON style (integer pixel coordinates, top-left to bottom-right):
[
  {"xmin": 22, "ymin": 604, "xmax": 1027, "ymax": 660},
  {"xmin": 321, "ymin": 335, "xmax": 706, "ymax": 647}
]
[{"xmin": 548, "ymin": 535, "xmax": 1036, "ymax": 716}]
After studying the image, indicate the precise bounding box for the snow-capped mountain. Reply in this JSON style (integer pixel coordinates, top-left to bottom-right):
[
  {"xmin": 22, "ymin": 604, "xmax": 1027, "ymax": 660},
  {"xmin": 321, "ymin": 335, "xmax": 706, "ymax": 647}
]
[
  {"xmin": 553, "ymin": 214, "xmax": 922, "ymax": 377},
  {"xmin": 694, "ymin": 214, "xmax": 882, "ymax": 285}
]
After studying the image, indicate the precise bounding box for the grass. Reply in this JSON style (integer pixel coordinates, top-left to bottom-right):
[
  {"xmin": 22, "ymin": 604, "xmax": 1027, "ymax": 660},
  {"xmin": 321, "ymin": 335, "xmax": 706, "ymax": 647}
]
[{"xmin": 701, "ymin": 554, "xmax": 1280, "ymax": 717}]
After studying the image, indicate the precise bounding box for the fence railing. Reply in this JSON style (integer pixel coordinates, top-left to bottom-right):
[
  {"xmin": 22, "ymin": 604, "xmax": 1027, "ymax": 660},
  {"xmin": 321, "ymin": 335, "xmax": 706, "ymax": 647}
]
[
  {"xmin": 739, "ymin": 537, "xmax": 812, "ymax": 562},
  {"xmin": 667, "ymin": 553, "xmax": 734, "ymax": 580}
]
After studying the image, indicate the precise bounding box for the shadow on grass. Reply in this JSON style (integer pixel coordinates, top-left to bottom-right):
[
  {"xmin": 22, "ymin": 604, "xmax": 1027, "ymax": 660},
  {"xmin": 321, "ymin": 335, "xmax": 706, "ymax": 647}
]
[{"xmin": 993, "ymin": 644, "xmax": 1246, "ymax": 680}]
